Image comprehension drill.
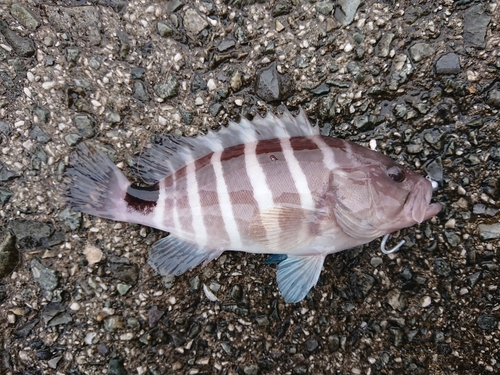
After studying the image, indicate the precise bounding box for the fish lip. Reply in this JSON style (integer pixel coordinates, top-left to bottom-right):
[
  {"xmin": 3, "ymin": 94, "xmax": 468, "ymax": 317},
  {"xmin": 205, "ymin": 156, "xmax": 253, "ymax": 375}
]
[{"xmin": 406, "ymin": 178, "xmax": 441, "ymax": 223}]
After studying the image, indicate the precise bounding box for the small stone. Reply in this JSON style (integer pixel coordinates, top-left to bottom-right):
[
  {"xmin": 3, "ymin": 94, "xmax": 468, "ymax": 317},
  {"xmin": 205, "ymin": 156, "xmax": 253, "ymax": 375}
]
[
  {"xmin": 148, "ymin": 306, "xmax": 165, "ymax": 328},
  {"xmin": 89, "ymin": 56, "xmax": 101, "ymax": 70},
  {"xmin": 33, "ymin": 105, "xmax": 50, "ymax": 123},
  {"xmin": 435, "ymin": 53, "xmax": 461, "ymax": 75},
  {"xmin": 255, "ymin": 315, "xmax": 270, "ymax": 326},
  {"xmin": 310, "ymin": 82, "xmax": 330, "ymax": 95},
  {"xmin": 0, "ymin": 21, "xmax": 36, "ymax": 57},
  {"xmin": 154, "ymin": 73, "xmax": 179, "ymax": 99},
  {"xmin": 83, "ymin": 244, "xmax": 103, "ymax": 266},
  {"xmin": 109, "ymin": 261, "xmax": 139, "ymax": 285},
  {"xmin": 444, "ymin": 231, "xmax": 460, "ymax": 247},
  {"xmin": 157, "ymin": 21, "xmax": 173, "ymax": 37},
  {"xmin": 116, "ymin": 283, "xmax": 132, "ymax": 296},
  {"xmin": 433, "ymin": 258, "xmax": 451, "ymax": 276},
  {"xmin": 108, "ymin": 357, "xmax": 127, "ymax": 375},
  {"xmin": 10, "ymin": 4, "xmax": 41, "ymax": 30},
  {"xmin": 377, "ymin": 32, "xmax": 394, "ymax": 57},
  {"xmin": 64, "ymin": 133, "xmax": 82, "ymax": 146},
  {"xmin": 478, "ymin": 223, "xmax": 500, "ymax": 240},
  {"xmin": 244, "ymin": 364, "xmax": 259, "ymax": 375},
  {"xmin": 0, "ymin": 231, "xmax": 18, "ymax": 278},
  {"xmin": 133, "ymin": 81, "xmax": 149, "ymax": 102},
  {"xmin": 0, "ymin": 162, "xmax": 20, "ymax": 182},
  {"xmin": 254, "ymin": 62, "xmax": 294, "ymax": 102},
  {"xmin": 230, "ymin": 71, "xmax": 242, "ymax": 91},
  {"xmin": 486, "ymin": 89, "xmax": 500, "ymax": 109},
  {"xmin": 190, "ymin": 275, "xmax": 201, "ymax": 290},
  {"xmin": 421, "ymin": 296, "xmax": 432, "ymax": 307},
  {"xmin": 116, "ymin": 29, "xmax": 130, "ymax": 60},
  {"xmin": 183, "ymin": 8, "xmax": 208, "ymax": 36},
  {"xmin": 463, "ymin": 4, "xmax": 491, "ymax": 48},
  {"xmin": 477, "ymin": 315, "xmax": 497, "ymax": 331},
  {"xmin": 316, "ymin": 1, "xmax": 334, "ymax": 15},
  {"xmin": 104, "ymin": 316, "xmax": 125, "ymax": 331},
  {"xmin": 409, "ymin": 42, "xmax": 435, "ymax": 62},
  {"xmin": 0, "ymin": 187, "xmax": 13, "ymax": 205},
  {"xmin": 334, "ymin": 0, "xmax": 361, "ymax": 26},
  {"xmin": 272, "ymin": 1, "xmax": 294, "ymax": 17},
  {"xmin": 31, "ymin": 258, "xmax": 58, "ymax": 292},
  {"xmin": 73, "ymin": 114, "xmax": 95, "ymax": 138},
  {"xmin": 218, "ymin": 38, "xmax": 236, "ymax": 52},
  {"xmin": 370, "ymin": 257, "xmax": 383, "ymax": 267},
  {"xmin": 304, "ymin": 338, "xmax": 318, "ymax": 352},
  {"xmin": 66, "ymin": 46, "xmax": 81, "ymax": 64}
]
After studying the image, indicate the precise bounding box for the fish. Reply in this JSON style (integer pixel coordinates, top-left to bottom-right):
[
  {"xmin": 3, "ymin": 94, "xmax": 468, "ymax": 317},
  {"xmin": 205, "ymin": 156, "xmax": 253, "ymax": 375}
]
[{"xmin": 65, "ymin": 108, "xmax": 441, "ymax": 303}]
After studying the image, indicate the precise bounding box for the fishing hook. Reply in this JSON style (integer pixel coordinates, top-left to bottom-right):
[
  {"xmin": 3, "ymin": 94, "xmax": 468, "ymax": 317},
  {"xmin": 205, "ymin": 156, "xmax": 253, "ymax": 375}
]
[{"xmin": 380, "ymin": 234, "xmax": 405, "ymax": 254}]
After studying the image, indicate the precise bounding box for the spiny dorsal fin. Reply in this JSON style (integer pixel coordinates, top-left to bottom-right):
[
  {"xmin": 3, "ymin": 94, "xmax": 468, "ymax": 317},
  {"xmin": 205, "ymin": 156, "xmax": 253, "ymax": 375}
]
[{"xmin": 135, "ymin": 108, "xmax": 318, "ymax": 184}]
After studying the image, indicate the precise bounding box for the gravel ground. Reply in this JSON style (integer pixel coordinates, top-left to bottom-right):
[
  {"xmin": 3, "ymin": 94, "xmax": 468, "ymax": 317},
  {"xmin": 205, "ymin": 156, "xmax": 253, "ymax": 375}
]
[{"xmin": 1, "ymin": 0, "xmax": 499, "ymax": 374}]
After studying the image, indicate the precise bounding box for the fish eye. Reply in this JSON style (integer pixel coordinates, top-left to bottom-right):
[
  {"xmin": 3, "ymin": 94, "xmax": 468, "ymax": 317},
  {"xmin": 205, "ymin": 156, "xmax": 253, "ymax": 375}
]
[{"xmin": 387, "ymin": 165, "xmax": 406, "ymax": 183}]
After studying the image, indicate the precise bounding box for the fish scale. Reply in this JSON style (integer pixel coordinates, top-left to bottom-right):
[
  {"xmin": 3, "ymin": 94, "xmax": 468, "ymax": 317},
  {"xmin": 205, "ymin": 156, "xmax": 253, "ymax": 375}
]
[{"xmin": 65, "ymin": 108, "xmax": 441, "ymax": 303}]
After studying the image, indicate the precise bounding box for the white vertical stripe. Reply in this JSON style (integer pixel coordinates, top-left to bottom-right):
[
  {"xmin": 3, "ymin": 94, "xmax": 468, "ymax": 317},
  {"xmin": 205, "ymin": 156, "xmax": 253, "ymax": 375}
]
[
  {"xmin": 153, "ymin": 179, "xmax": 167, "ymax": 229},
  {"xmin": 245, "ymin": 141, "xmax": 274, "ymax": 211},
  {"xmin": 211, "ymin": 150, "xmax": 243, "ymax": 249},
  {"xmin": 280, "ymin": 138, "xmax": 315, "ymax": 210},
  {"xmin": 309, "ymin": 135, "xmax": 337, "ymax": 171},
  {"xmin": 186, "ymin": 155, "xmax": 208, "ymax": 247}
]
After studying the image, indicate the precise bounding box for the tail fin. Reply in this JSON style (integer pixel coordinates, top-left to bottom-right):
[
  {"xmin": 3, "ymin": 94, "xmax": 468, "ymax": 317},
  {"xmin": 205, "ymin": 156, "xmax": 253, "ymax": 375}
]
[{"xmin": 65, "ymin": 143, "xmax": 131, "ymax": 221}]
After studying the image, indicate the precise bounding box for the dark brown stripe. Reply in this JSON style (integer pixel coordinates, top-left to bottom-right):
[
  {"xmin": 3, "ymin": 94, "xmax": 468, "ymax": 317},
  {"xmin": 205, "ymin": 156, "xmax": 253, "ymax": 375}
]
[
  {"xmin": 289, "ymin": 136, "xmax": 320, "ymax": 151},
  {"xmin": 125, "ymin": 183, "xmax": 159, "ymax": 214},
  {"xmin": 220, "ymin": 143, "xmax": 246, "ymax": 162}
]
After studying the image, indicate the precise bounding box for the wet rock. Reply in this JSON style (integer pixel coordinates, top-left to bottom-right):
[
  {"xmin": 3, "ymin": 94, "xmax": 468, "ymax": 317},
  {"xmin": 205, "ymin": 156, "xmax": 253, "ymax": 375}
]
[
  {"xmin": 117, "ymin": 29, "xmax": 130, "ymax": 59},
  {"xmin": 377, "ymin": 32, "xmax": 394, "ymax": 58},
  {"xmin": 424, "ymin": 157, "xmax": 443, "ymax": 185},
  {"xmin": 0, "ymin": 187, "xmax": 13, "ymax": 205},
  {"xmin": 133, "ymin": 81, "xmax": 150, "ymax": 102},
  {"xmin": 157, "ymin": 21, "xmax": 173, "ymax": 38},
  {"xmin": 33, "ymin": 105, "xmax": 50, "ymax": 123},
  {"xmin": 477, "ymin": 315, "xmax": 497, "ymax": 331},
  {"xmin": 271, "ymin": 1, "xmax": 293, "ymax": 17},
  {"xmin": 486, "ymin": 89, "xmax": 500, "ymax": 109},
  {"xmin": 463, "ymin": 4, "xmax": 491, "ymax": 48},
  {"xmin": 10, "ymin": 4, "xmax": 41, "ymax": 30},
  {"xmin": 311, "ymin": 83, "xmax": 330, "ymax": 95},
  {"xmin": 444, "ymin": 231, "xmax": 460, "ymax": 247},
  {"xmin": 409, "ymin": 43, "xmax": 435, "ymax": 63},
  {"xmin": 0, "ymin": 231, "xmax": 18, "ymax": 278},
  {"xmin": 316, "ymin": 1, "xmax": 334, "ymax": 15},
  {"xmin": 254, "ymin": 62, "xmax": 294, "ymax": 102},
  {"xmin": 108, "ymin": 357, "xmax": 128, "ymax": 375},
  {"xmin": 73, "ymin": 114, "xmax": 95, "ymax": 138},
  {"xmin": 433, "ymin": 258, "xmax": 451, "ymax": 277},
  {"xmin": 0, "ymin": 162, "xmax": 20, "ymax": 182},
  {"xmin": 154, "ymin": 73, "xmax": 179, "ymax": 99},
  {"xmin": 109, "ymin": 260, "xmax": 139, "ymax": 285},
  {"xmin": 31, "ymin": 258, "xmax": 58, "ymax": 292},
  {"xmin": 435, "ymin": 53, "xmax": 461, "ymax": 75},
  {"xmin": 335, "ymin": 0, "xmax": 361, "ymax": 26},
  {"xmin": 10, "ymin": 220, "xmax": 55, "ymax": 248},
  {"xmin": 183, "ymin": 8, "xmax": 208, "ymax": 36},
  {"xmin": 478, "ymin": 223, "xmax": 500, "ymax": 240},
  {"xmin": 0, "ymin": 21, "xmax": 36, "ymax": 57},
  {"xmin": 148, "ymin": 306, "xmax": 164, "ymax": 328},
  {"xmin": 218, "ymin": 38, "xmax": 236, "ymax": 52},
  {"xmin": 304, "ymin": 338, "xmax": 318, "ymax": 352}
]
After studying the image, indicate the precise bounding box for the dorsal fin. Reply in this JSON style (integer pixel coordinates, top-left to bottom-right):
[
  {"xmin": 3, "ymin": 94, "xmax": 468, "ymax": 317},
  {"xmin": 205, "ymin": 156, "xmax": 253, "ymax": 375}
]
[{"xmin": 134, "ymin": 107, "xmax": 318, "ymax": 184}]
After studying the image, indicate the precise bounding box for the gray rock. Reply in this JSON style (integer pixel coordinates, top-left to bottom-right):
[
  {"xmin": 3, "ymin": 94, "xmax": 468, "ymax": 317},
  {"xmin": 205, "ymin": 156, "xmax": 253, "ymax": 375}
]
[
  {"xmin": 0, "ymin": 162, "xmax": 20, "ymax": 182},
  {"xmin": 444, "ymin": 231, "xmax": 460, "ymax": 247},
  {"xmin": 154, "ymin": 73, "xmax": 179, "ymax": 99},
  {"xmin": 31, "ymin": 258, "xmax": 58, "ymax": 291},
  {"xmin": 335, "ymin": 0, "xmax": 361, "ymax": 26},
  {"xmin": 478, "ymin": 223, "xmax": 500, "ymax": 240},
  {"xmin": 133, "ymin": 81, "xmax": 150, "ymax": 102},
  {"xmin": 10, "ymin": 3, "xmax": 42, "ymax": 30},
  {"xmin": 435, "ymin": 53, "xmax": 460, "ymax": 75},
  {"xmin": 64, "ymin": 133, "xmax": 82, "ymax": 146},
  {"xmin": 73, "ymin": 114, "xmax": 95, "ymax": 138},
  {"xmin": 0, "ymin": 21, "xmax": 36, "ymax": 57},
  {"xmin": 148, "ymin": 306, "xmax": 165, "ymax": 327},
  {"xmin": 218, "ymin": 38, "xmax": 236, "ymax": 52},
  {"xmin": 377, "ymin": 32, "xmax": 394, "ymax": 58},
  {"xmin": 108, "ymin": 357, "xmax": 128, "ymax": 375},
  {"xmin": 0, "ymin": 231, "xmax": 18, "ymax": 278},
  {"xmin": 0, "ymin": 187, "xmax": 13, "ymax": 205},
  {"xmin": 65, "ymin": 46, "xmax": 81, "ymax": 64},
  {"xmin": 304, "ymin": 338, "xmax": 318, "ymax": 352},
  {"xmin": 117, "ymin": 29, "xmax": 130, "ymax": 60},
  {"xmin": 254, "ymin": 62, "xmax": 294, "ymax": 102},
  {"xmin": 486, "ymin": 89, "xmax": 500, "ymax": 109},
  {"xmin": 271, "ymin": 1, "xmax": 294, "ymax": 17},
  {"xmin": 57, "ymin": 207, "xmax": 82, "ymax": 230},
  {"xmin": 310, "ymin": 83, "xmax": 330, "ymax": 95},
  {"xmin": 463, "ymin": 5, "xmax": 491, "ymax": 48},
  {"xmin": 433, "ymin": 258, "xmax": 451, "ymax": 276},
  {"xmin": 316, "ymin": 1, "xmax": 334, "ymax": 15},
  {"xmin": 409, "ymin": 42, "xmax": 435, "ymax": 63},
  {"xmin": 89, "ymin": 56, "xmax": 101, "ymax": 70},
  {"xmin": 183, "ymin": 8, "xmax": 208, "ymax": 36},
  {"xmin": 157, "ymin": 21, "xmax": 173, "ymax": 37},
  {"xmin": 10, "ymin": 219, "xmax": 54, "ymax": 248},
  {"xmin": 477, "ymin": 315, "xmax": 497, "ymax": 331},
  {"xmin": 109, "ymin": 261, "xmax": 139, "ymax": 285},
  {"xmin": 30, "ymin": 126, "xmax": 51, "ymax": 144},
  {"xmin": 33, "ymin": 105, "xmax": 50, "ymax": 123},
  {"xmin": 255, "ymin": 315, "xmax": 269, "ymax": 326}
]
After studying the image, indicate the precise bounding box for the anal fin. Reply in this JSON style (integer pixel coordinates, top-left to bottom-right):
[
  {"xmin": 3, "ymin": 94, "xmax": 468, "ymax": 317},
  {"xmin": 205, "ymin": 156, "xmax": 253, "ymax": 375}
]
[
  {"xmin": 148, "ymin": 236, "xmax": 222, "ymax": 276},
  {"xmin": 276, "ymin": 254, "xmax": 325, "ymax": 303}
]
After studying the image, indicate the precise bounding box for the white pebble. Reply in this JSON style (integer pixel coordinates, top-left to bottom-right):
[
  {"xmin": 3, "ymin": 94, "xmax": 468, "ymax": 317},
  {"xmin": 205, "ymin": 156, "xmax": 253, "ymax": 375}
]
[
  {"xmin": 421, "ymin": 296, "xmax": 432, "ymax": 307},
  {"xmin": 69, "ymin": 302, "xmax": 81, "ymax": 311},
  {"xmin": 24, "ymin": 87, "xmax": 32, "ymax": 98},
  {"xmin": 91, "ymin": 100, "xmax": 102, "ymax": 107},
  {"xmin": 344, "ymin": 43, "xmax": 353, "ymax": 52},
  {"xmin": 84, "ymin": 244, "xmax": 103, "ymax": 265},
  {"xmin": 207, "ymin": 79, "xmax": 216, "ymax": 91},
  {"xmin": 42, "ymin": 81, "xmax": 56, "ymax": 90},
  {"xmin": 203, "ymin": 283, "xmax": 218, "ymax": 301}
]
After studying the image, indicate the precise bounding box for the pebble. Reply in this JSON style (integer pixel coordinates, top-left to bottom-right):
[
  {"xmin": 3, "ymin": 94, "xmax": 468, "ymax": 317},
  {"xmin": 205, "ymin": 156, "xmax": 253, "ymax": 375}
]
[
  {"xmin": 10, "ymin": 3, "xmax": 41, "ymax": 30},
  {"xmin": 83, "ymin": 244, "xmax": 103, "ymax": 266},
  {"xmin": 0, "ymin": 21, "xmax": 36, "ymax": 57},
  {"xmin": 433, "ymin": 258, "xmax": 451, "ymax": 276},
  {"xmin": 183, "ymin": 8, "xmax": 208, "ymax": 36},
  {"xmin": 31, "ymin": 258, "xmax": 59, "ymax": 292},
  {"xmin": 154, "ymin": 73, "xmax": 179, "ymax": 99},
  {"xmin": 435, "ymin": 53, "xmax": 461, "ymax": 75},
  {"xmin": 463, "ymin": 4, "xmax": 491, "ymax": 48},
  {"xmin": 421, "ymin": 296, "xmax": 432, "ymax": 307},
  {"xmin": 409, "ymin": 42, "xmax": 435, "ymax": 62},
  {"xmin": 478, "ymin": 223, "xmax": 500, "ymax": 240},
  {"xmin": 377, "ymin": 32, "xmax": 394, "ymax": 57},
  {"xmin": 335, "ymin": 0, "xmax": 361, "ymax": 26},
  {"xmin": 254, "ymin": 62, "xmax": 294, "ymax": 102},
  {"xmin": 477, "ymin": 315, "xmax": 497, "ymax": 331},
  {"xmin": 0, "ymin": 230, "xmax": 18, "ymax": 278}
]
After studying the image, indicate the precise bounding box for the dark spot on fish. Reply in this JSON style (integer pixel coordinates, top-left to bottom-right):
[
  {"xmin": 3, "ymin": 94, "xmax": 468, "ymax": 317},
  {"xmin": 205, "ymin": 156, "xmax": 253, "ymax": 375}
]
[
  {"xmin": 270, "ymin": 154, "xmax": 278, "ymax": 161},
  {"xmin": 125, "ymin": 182, "xmax": 159, "ymax": 214}
]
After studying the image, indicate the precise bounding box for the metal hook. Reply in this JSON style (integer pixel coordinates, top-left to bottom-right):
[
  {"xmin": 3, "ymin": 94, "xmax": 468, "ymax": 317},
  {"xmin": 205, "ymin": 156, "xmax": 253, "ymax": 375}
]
[{"xmin": 380, "ymin": 234, "xmax": 405, "ymax": 254}]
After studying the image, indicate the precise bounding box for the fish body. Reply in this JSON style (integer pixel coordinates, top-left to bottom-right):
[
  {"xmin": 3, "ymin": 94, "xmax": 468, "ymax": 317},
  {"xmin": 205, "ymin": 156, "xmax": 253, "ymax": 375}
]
[{"xmin": 66, "ymin": 109, "xmax": 441, "ymax": 303}]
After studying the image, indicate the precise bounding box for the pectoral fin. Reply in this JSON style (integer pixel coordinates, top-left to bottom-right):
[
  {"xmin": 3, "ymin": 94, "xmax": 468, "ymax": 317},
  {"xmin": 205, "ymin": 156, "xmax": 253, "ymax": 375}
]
[
  {"xmin": 148, "ymin": 236, "xmax": 222, "ymax": 276},
  {"xmin": 276, "ymin": 254, "xmax": 325, "ymax": 303},
  {"xmin": 250, "ymin": 206, "xmax": 316, "ymax": 252}
]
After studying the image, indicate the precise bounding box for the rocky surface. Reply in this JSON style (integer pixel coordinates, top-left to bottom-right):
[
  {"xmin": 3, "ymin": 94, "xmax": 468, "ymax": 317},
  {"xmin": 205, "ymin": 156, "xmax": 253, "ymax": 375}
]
[{"xmin": 0, "ymin": 0, "xmax": 499, "ymax": 374}]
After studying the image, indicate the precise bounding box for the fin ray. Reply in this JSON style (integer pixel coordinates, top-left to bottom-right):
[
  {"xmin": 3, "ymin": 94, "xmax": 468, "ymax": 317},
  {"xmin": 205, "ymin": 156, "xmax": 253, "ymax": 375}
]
[
  {"xmin": 276, "ymin": 255, "xmax": 325, "ymax": 303},
  {"xmin": 148, "ymin": 236, "xmax": 222, "ymax": 276}
]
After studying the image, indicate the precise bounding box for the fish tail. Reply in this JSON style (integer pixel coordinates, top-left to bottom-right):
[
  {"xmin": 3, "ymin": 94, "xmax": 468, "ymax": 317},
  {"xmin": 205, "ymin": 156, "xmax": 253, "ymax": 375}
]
[{"xmin": 64, "ymin": 143, "xmax": 131, "ymax": 221}]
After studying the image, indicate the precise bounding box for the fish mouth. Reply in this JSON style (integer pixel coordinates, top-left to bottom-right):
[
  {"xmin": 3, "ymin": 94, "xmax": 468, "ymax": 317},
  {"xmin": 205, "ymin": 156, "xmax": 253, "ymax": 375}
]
[{"xmin": 406, "ymin": 179, "xmax": 442, "ymax": 223}]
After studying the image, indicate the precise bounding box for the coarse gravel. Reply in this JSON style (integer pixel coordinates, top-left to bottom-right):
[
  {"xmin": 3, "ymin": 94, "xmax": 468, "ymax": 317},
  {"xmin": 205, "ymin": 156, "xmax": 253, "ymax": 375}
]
[{"xmin": 1, "ymin": 0, "xmax": 499, "ymax": 374}]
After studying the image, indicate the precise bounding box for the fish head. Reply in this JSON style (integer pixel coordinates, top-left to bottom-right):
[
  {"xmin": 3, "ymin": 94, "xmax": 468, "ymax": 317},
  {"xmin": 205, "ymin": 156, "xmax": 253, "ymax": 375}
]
[{"xmin": 330, "ymin": 147, "xmax": 441, "ymax": 238}]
